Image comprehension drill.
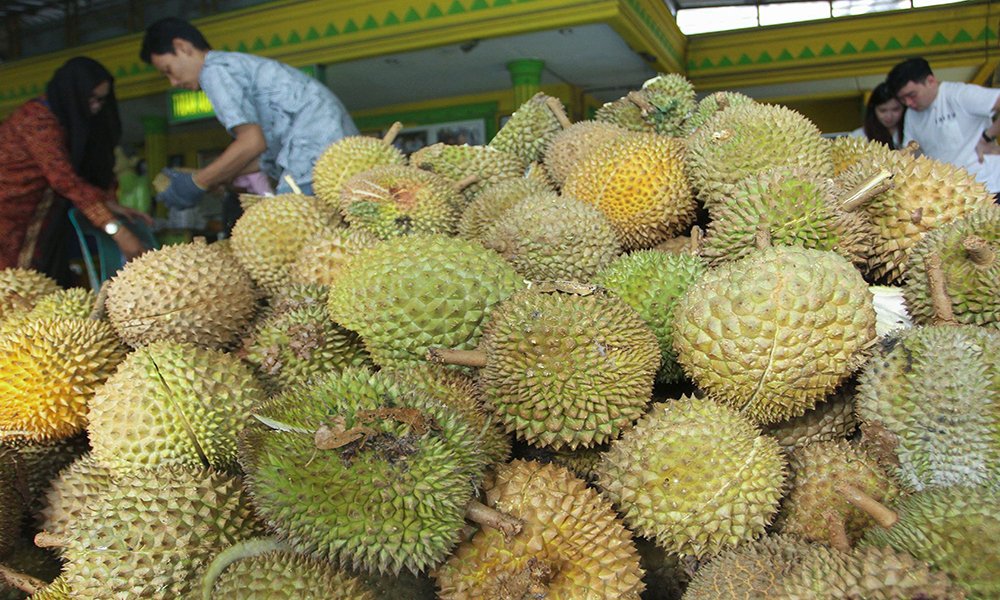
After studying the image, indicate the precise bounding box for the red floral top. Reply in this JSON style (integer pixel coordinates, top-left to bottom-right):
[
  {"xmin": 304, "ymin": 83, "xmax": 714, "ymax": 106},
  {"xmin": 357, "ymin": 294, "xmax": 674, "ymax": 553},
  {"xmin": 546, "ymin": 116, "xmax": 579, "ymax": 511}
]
[{"xmin": 0, "ymin": 97, "xmax": 115, "ymax": 269}]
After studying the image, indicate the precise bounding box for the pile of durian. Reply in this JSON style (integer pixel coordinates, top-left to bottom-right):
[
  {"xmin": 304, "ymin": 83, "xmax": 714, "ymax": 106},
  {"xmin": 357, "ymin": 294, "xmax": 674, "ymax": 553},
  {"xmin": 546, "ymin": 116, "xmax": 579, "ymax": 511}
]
[{"xmin": 0, "ymin": 74, "xmax": 998, "ymax": 599}]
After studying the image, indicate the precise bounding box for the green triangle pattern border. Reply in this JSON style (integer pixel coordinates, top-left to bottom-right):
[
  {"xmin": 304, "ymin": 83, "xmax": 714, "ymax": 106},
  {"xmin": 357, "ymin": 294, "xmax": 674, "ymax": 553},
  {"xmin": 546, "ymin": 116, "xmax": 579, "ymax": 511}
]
[{"xmin": 690, "ymin": 25, "xmax": 996, "ymax": 71}]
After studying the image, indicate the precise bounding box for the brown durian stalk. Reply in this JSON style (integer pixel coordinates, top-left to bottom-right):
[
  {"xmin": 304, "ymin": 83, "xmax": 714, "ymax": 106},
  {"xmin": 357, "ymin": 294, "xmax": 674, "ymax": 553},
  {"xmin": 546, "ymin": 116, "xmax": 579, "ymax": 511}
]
[
  {"xmin": 924, "ymin": 253, "xmax": 958, "ymax": 325},
  {"xmin": 464, "ymin": 499, "xmax": 523, "ymax": 538},
  {"xmin": 0, "ymin": 564, "xmax": 47, "ymax": 594},
  {"xmin": 835, "ymin": 483, "xmax": 899, "ymax": 528},
  {"xmin": 964, "ymin": 234, "xmax": 995, "ymax": 267},
  {"xmin": 545, "ymin": 97, "xmax": 573, "ymax": 130}
]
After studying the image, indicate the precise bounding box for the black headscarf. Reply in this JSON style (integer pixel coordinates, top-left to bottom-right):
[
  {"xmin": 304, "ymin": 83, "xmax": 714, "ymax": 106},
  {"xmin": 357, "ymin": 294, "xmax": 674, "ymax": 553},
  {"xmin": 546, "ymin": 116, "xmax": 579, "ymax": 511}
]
[{"xmin": 45, "ymin": 57, "xmax": 122, "ymax": 188}]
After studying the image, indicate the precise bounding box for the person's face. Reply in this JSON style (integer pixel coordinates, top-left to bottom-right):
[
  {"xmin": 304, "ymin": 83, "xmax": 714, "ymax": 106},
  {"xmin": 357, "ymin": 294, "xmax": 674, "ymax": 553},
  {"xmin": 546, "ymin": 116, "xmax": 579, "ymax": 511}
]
[
  {"xmin": 150, "ymin": 39, "xmax": 203, "ymax": 91},
  {"xmin": 875, "ymin": 98, "xmax": 903, "ymax": 130},
  {"xmin": 88, "ymin": 81, "xmax": 110, "ymax": 115},
  {"xmin": 896, "ymin": 75, "xmax": 938, "ymax": 111}
]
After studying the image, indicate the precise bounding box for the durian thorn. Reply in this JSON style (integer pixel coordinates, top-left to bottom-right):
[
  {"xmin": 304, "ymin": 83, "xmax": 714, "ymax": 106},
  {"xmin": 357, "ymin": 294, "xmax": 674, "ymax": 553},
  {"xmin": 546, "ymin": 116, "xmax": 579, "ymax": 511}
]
[
  {"xmin": 282, "ymin": 175, "xmax": 303, "ymax": 196},
  {"xmin": 755, "ymin": 222, "xmax": 771, "ymax": 249},
  {"xmin": 835, "ymin": 482, "xmax": 898, "ymax": 529},
  {"xmin": 427, "ymin": 347, "xmax": 488, "ymax": 368},
  {"xmin": 89, "ymin": 283, "xmax": 109, "ymax": 320},
  {"xmin": 924, "ymin": 253, "xmax": 958, "ymax": 325},
  {"xmin": 0, "ymin": 564, "xmax": 46, "ymax": 594},
  {"xmin": 382, "ymin": 121, "xmax": 403, "ymax": 146},
  {"xmin": 626, "ymin": 90, "xmax": 655, "ymax": 115},
  {"xmin": 689, "ymin": 225, "xmax": 704, "ymax": 254},
  {"xmin": 544, "ymin": 96, "xmax": 573, "ymax": 130},
  {"xmin": 201, "ymin": 538, "xmax": 290, "ymax": 600},
  {"xmin": 33, "ymin": 531, "xmax": 67, "ymax": 549},
  {"xmin": 455, "ymin": 174, "xmax": 480, "ymax": 192},
  {"xmin": 963, "ymin": 234, "xmax": 995, "ymax": 267},
  {"xmin": 902, "ymin": 140, "xmax": 921, "ymax": 156},
  {"xmin": 839, "ymin": 169, "xmax": 893, "ymax": 212},
  {"xmin": 464, "ymin": 499, "xmax": 523, "ymax": 538},
  {"xmin": 825, "ymin": 512, "xmax": 852, "ymax": 552}
]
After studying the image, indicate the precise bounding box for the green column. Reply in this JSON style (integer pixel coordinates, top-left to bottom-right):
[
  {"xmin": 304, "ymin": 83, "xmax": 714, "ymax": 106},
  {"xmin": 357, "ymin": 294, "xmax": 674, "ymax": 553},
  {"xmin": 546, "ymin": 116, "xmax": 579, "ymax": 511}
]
[
  {"xmin": 142, "ymin": 116, "xmax": 168, "ymax": 218},
  {"xmin": 507, "ymin": 59, "xmax": 545, "ymax": 107}
]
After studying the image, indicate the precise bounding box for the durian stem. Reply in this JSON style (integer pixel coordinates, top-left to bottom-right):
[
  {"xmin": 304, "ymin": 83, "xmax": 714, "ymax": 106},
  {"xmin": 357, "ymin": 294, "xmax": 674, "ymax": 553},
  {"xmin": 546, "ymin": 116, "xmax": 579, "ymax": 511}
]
[
  {"xmin": 455, "ymin": 174, "xmax": 480, "ymax": 192},
  {"xmin": 713, "ymin": 92, "xmax": 730, "ymax": 112},
  {"xmin": 835, "ymin": 483, "xmax": 898, "ymax": 529},
  {"xmin": 964, "ymin": 235, "xmax": 995, "ymax": 267},
  {"xmin": 464, "ymin": 499, "xmax": 523, "ymax": 537},
  {"xmin": 626, "ymin": 90, "xmax": 655, "ymax": 115},
  {"xmin": 201, "ymin": 538, "xmax": 290, "ymax": 600},
  {"xmin": 825, "ymin": 513, "xmax": 851, "ymax": 552},
  {"xmin": 427, "ymin": 347, "xmax": 488, "ymax": 368},
  {"xmin": 902, "ymin": 140, "xmax": 921, "ymax": 157},
  {"xmin": 838, "ymin": 169, "xmax": 893, "ymax": 212},
  {"xmin": 924, "ymin": 253, "xmax": 958, "ymax": 325},
  {"xmin": 282, "ymin": 175, "xmax": 303, "ymax": 195},
  {"xmin": 545, "ymin": 97, "xmax": 573, "ymax": 130},
  {"xmin": 382, "ymin": 121, "xmax": 403, "ymax": 146},
  {"xmin": 89, "ymin": 283, "xmax": 109, "ymax": 320},
  {"xmin": 910, "ymin": 207, "xmax": 923, "ymax": 225},
  {"xmin": 0, "ymin": 565, "xmax": 46, "ymax": 594},
  {"xmin": 33, "ymin": 532, "xmax": 66, "ymax": 549},
  {"xmin": 755, "ymin": 222, "xmax": 771, "ymax": 249},
  {"xmin": 689, "ymin": 226, "xmax": 704, "ymax": 254}
]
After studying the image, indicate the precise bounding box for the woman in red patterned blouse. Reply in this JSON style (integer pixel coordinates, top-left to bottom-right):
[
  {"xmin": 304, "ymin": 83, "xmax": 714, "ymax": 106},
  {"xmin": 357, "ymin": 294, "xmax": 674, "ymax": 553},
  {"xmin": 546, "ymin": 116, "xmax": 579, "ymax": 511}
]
[{"xmin": 0, "ymin": 56, "xmax": 150, "ymax": 273}]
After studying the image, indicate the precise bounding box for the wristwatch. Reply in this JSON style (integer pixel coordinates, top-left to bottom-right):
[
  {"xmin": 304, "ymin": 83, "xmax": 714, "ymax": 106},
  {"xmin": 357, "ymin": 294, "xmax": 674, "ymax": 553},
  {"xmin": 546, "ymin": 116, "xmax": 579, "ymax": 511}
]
[
  {"xmin": 982, "ymin": 130, "xmax": 996, "ymax": 143},
  {"xmin": 103, "ymin": 220, "xmax": 122, "ymax": 236}
]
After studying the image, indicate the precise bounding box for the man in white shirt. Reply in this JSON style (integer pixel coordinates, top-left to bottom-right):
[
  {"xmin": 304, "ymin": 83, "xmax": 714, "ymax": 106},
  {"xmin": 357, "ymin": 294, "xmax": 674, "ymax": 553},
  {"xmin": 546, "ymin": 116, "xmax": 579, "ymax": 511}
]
[{"xmin": 887, "ymin": 57, "xmax": 1000, "ymax": 194}]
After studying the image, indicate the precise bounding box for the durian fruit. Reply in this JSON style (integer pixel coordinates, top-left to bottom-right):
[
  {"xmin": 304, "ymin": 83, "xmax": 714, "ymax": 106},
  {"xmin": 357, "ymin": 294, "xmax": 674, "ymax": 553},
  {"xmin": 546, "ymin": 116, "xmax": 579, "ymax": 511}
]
[
  {"xmin": 24, "ymin": 288, "xmax": 93, "ymax": 321},
  {"xmin": 458, "ymin": 177, "xmax": 553, "ymax": 241},
  {"xmin": 596, "ymin": 249, "xmax": 707, "ymax": 384},
  {"xmin": 829, "ymin": 134, "xmax": 881, "ymax": 176},
  {"xmin": 410, "ymin": 143, "xmax": 525, "ymax": 200},
  {"xmin": 338, "ymin": 165, "xmax": 466, "ymax": 239},
  {"xmin": 0, "ymin": 270, "xmax": 58, "ymax": 322},
  {"xmin": 200, "ymin": 538, "xmax": 376, "ymax": 599},
  {"xmin": 543, "ymin": 120, "xmax": 627, "ymax": 188},
  {"xmin": 312, "ymin": 123, "xmax": 407, "ymax": 210},
  {"xmin": 596, "ymin": 396, "xmax": 786, "ymax": 559},
  {"xmin": 22, "ymin": 577, "xmax": 71, "ymax": 600},
  {"xmin": 855, "ymin": 325, "xmax": 999, "ymax": 491},
  {"xmin": 701, "ymin": 168, "xmax": 871, "ymax": 269},
  {"xmin": 288, "ymin": 228, "xmax": 381, "ymax": 287},
  {"xmin": 87, "ymin": 341, "xmax": 265, "ymax": 470},
  {"xmin": 433, "ymin": 284, "xmax": 660, "ymax": 450},
  {"xmin": 38, "ymin": 465, "xmax": 265, "ymax": 599},
  {"xmin": 772, "ymin": 543, "xmax": 965, "ymax": 599},
  {"xmin": 435, "ymin": 460, "xmax": 645, "ymax": 599},
  {"xmin": 4, "ymin": 433, "xmax": 88, "ymax": 518},
  {"xmin": 683, "ymin": 534, "xmax": 814, "ymax": 599},
  {"xmin": 856, "ymin": 485, "xmax": 1000, "ymax": 598},
  {"xmin": 385, "ymin": 365, "xmax": 510, "ymax": 466},
  {"xmin": 673, "ymin": 246, "xmax": 876, "ymax": 425},
  {"xmin": 105, "ymin": 238, "xmax": 257, "ymax": 349},
  {"xmin": 0, "ymin": 450, "xmax": 24, "ymax": 558},
  {"xmin": 903, "ymin": 205, "xmax": 999, "ymax": 328},
  {"xmin": 762, "ymin": 386, "xmax": 857, "ymax": 452},
  {"xmin": 479, "ymin": 192, "xmax": 623, "ymax": 282},
  {"xmin": 780, "ymin": 440, "xmax": 898, "ymax": 547},
  {"xmin": 239, "ymin": 368, "xmax": 489, "ymax": 575},
  {"xmin": 243, "ymin": 292, "xmax": 371, "ymax": 394},
  {"xmin": 597, "ymin": 74, "xmax": 697, "ymax": 138},
  {"xmin": 562, "ymin": 131, "xmax": 695, "ymax": 250},
  {"xmin": 840, "ymin": 149, "xmax": 994, "ymax": 284},
  {"xmin": 38, "ymin": 455, "xmax": 110, "ymax": 540},
  {"xmin": 681, "ymin": 90, "xmax": 755, "ymax": 136},
  {"xmin": 0, "ymin": 319, "xmax": 125, "ymax": 442},
  {"xmin": 686, "ymin": 102, "xmax": 832, "ymax": 208},
  {"xmin": 326, "ymin": 235, "xmax": 524, "ymax": 368},
  {"xmin": 488, "ymin": 92, "xmax": 571, "ymax": 166},
  {"xmin": 230, "ymin": 194, "xmax": 341, "ymax": 294},
  {"xmin": 870, "ymin": 285, "xmax": 913, "ymax": 336}
]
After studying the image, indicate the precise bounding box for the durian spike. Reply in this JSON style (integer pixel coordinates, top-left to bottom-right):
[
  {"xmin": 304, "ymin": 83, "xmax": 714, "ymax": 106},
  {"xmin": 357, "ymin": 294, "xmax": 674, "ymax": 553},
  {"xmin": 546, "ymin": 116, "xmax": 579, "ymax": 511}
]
[
  {"xmin": 924, "ymin": 253, "xmax": 958, "ymax": 325},
  {"xmin": 455, "ymin": 174, "xmax": 481, "ymax": 193},
  {"xmin": 88, "ymin": 284, "xmax": 109, "ymax": 320},
  {"xmin": 201, "ymin": 538, "xmax": 289, "ymax": 600},
  {"xmin": 464, "ymin": 498, "xmax": 523, "ymax": 538},
  {"xmin": 902, "ymin": 140, "xmax": 920, "ymax": 157},
  {"xmin": 839, "ymin": 169, "xmax": 894, "ymax": 212},
  {"xmin": 282, "ymin": 175, "xmax": 303, "ymax": 196},
  {"xmin": 626, "ymin": 91, "xmax": 655, "ymax": 115},
  {"xmin": 964, "ymin": 234, "xmax": 995, "ymax": 267},
  {"xmin": 382, "ymin": 122, "xmax": 403, "ymax": 146},
  {"xmin": 755, "ymin": 221, "xmax": 771, "ymax": 249},
  {"xmin": 544, "ymin": 96, "xmax": 573, "ymax": 130},
  {"xmin": 0, "ymin": 564, "xmax": 46, "ymax": 594},
  {"xmin": 427, "ymin": 347, "xmax": 488, "ymax": 368},
  {"xmin": 33, "ymin": 532, "xmax": 66, "ymax": 549},
  {"xmin": 689, "ymin": 225, "xmax": 704, "ymax": 254},
  {"xmin": 824, "ymin": 512, "xmax": 851, "ymax": 552},
  {"xmin": 835, "ymin": 482, "xmax": 898, "ymax": 529}
]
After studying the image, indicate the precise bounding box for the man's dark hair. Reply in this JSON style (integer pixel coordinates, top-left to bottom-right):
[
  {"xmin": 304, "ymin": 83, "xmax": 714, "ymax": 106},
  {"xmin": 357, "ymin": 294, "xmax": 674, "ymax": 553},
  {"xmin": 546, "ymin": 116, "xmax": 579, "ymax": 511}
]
[
  {"xmin": 886, "ymin": 57, "xmax": 933, "ymax": 96},
  {"xmin": 139, "ymin": 17, "xmax": 211, "ymax": 63}
]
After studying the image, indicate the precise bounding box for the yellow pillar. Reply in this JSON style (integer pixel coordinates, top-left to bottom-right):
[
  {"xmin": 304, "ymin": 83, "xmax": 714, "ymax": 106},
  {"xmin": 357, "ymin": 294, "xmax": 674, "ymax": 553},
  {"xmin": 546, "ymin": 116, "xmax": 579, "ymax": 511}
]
[
  {"xmin": 507, "ymin": 59, "xmax": 545, "ymax": 108},
  {"xmin": 142, "ymin": 115, "xmax": 167, "ymax": 218}
]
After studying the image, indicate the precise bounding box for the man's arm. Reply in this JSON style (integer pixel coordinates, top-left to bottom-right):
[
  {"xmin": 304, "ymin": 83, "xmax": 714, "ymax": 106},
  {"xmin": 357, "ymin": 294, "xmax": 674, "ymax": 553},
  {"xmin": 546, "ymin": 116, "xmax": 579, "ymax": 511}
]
[
  {"xmin": 973, "ymin": 89, "xmax": 1000, "ymax": 162},
  {"xmin": 192, "ymin": 123, "xmax": 267, "ymax": 189}
]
